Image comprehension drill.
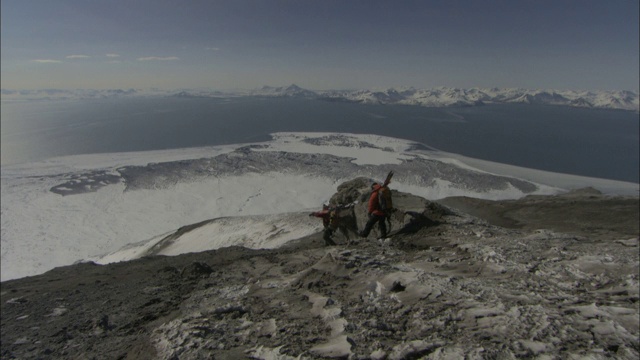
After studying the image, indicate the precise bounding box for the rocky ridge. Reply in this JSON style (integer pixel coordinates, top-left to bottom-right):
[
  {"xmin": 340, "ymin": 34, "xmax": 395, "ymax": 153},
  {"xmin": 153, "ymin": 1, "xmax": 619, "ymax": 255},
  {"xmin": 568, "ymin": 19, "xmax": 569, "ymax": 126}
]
[
  {"xmin": 48, "ymin": 147, "xmax": 539, "ymax": 197},
  {"xmin": 1, "ymin": 180, "xmax": 638, "ymax": 359}
]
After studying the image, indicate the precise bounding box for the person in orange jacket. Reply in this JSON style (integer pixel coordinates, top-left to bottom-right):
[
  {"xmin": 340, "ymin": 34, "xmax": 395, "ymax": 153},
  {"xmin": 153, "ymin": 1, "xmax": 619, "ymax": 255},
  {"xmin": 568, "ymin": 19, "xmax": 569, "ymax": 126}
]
[{"xmin": 358, "ymin": 182, "xmax": 388, "ymax": 239}]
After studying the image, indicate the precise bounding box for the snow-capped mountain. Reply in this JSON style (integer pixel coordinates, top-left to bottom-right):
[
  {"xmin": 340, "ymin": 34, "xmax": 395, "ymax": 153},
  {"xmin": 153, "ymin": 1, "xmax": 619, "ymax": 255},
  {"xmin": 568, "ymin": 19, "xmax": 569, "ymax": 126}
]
[
  {"xmin": 320, "ymin": 87, "xmax": 640, "ymax": 111},
  {"xmin": 168, "ymin": 85, "xmax": 640, "ymax": 111},
  {"xmin": 251, "ymin": 84, "xmax": 319, "ymax": 98},
  {"xmin": 2, "ymin": 85, "xmax": 638, "ymax": 111}
]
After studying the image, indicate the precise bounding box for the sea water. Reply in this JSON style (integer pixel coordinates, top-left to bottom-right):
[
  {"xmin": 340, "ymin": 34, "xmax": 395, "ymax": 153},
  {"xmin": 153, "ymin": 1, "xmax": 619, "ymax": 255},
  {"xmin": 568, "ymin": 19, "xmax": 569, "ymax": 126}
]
[{"xmin": 1, "ymin": 97, "xmax": 638, "ymax": 182}]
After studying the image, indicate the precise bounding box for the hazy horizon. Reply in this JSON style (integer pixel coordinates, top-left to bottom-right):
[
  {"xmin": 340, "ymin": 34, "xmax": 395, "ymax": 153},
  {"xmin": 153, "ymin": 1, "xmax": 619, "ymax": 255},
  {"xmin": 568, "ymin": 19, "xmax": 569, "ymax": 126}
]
[{"xmin": 2, "ymin": 0, "xmax": 638, "ymax": 92}]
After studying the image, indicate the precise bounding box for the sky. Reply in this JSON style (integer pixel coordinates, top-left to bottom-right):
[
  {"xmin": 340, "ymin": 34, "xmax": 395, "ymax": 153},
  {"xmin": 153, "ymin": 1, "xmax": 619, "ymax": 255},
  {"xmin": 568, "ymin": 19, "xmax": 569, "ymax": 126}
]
[{"xmin": 1, "ymin": 0, "xmax": 638, "ymax": 91}]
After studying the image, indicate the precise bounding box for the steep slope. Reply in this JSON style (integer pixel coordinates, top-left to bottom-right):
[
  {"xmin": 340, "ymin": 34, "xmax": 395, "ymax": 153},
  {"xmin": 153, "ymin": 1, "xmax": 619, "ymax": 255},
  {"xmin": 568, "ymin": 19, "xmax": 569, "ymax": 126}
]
[{"xmin": 2, "ymin": 184, "xmax": 638, "ymax": 359}]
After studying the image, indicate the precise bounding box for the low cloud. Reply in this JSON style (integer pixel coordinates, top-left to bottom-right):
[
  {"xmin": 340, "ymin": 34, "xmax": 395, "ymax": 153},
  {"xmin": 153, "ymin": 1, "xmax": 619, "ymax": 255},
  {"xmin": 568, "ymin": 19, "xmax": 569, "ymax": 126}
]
[
  {"xmin": 106, "ymin": 53, "xmax": 120, "ymax": 58},
  {"xmin": 31, "ymin": 59, "xmax": 62, "ymax": 63},
  {"xmin": 137, "ymin": 56, "xmax": 179, "ymax": 61},
  {"xmin": 66, "ymin": 55, "xmax": 90, "ymax": 59},
  {"xmin": 205, "ymin": 47, "xmax": 220, "ymax": 51}
]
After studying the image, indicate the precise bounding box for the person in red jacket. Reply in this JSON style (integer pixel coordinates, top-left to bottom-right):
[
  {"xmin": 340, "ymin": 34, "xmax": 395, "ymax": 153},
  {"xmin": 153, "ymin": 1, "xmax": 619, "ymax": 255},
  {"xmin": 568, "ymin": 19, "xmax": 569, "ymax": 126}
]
[
  {"xmin": 358, "ymin": 183, "xmax": 388, "ymax": 239},
  {"xmin": 309, "ymin": 204, "xmax": 337, "ymax": 246}
]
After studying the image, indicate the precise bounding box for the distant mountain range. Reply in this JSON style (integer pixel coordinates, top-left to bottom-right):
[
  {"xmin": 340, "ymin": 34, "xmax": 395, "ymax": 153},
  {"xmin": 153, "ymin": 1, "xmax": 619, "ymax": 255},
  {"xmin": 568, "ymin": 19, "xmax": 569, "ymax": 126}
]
[
  {"xmin": 2, "ymin": 85, "xmax": 638, "ymax": 111},
  {"xmin": 248, "ymin": 85, "xmax": 640, "ymax": 111}
]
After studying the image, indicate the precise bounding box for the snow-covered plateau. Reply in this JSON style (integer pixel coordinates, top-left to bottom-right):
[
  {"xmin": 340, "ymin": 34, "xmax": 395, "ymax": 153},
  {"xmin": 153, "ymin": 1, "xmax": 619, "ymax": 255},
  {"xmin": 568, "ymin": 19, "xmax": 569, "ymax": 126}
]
[{"xmin": 1, "ymin": 132, "xmax": 638, "ymax": 359}]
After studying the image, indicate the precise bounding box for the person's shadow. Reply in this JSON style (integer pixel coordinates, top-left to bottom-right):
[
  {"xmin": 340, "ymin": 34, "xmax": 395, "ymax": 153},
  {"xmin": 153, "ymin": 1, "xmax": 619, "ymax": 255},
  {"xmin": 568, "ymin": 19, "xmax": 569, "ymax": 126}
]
[{"xmin": 392, "ymin": 211, "xmax": 440, "ymax": 236}]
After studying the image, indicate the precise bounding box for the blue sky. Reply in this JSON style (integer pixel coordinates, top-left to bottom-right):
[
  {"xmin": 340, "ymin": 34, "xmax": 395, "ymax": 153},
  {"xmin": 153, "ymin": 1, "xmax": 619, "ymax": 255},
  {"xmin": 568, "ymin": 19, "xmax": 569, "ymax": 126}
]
[{"xmin": 1, "ymin": 0, "xmax": 638, "ymax": 91}]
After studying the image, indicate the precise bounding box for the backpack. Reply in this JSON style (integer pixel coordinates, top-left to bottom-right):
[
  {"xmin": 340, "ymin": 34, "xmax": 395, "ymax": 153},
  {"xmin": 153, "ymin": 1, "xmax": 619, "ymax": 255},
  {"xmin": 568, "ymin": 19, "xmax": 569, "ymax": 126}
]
[{"xmin": 378, "ymin": 186, "xmax": 393, "ymax": 212}]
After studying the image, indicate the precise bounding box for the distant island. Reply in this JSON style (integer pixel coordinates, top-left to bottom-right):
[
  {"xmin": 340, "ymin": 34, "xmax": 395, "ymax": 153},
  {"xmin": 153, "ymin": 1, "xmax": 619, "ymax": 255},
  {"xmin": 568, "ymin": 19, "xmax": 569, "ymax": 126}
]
[{"xmin": 2, "ymin": 85, "xmax": 638, "ymax": 111}]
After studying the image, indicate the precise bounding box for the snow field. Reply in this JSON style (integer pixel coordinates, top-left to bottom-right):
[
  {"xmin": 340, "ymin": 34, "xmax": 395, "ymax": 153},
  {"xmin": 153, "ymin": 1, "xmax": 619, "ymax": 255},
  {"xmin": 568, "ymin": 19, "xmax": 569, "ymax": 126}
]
[
  {"xmin": 2, "ymin": 132, "xmax": 638, "ymax": 281},
  {"xmin": 1, "ymin": 172, "xmax": 336, "ymax": 281}
]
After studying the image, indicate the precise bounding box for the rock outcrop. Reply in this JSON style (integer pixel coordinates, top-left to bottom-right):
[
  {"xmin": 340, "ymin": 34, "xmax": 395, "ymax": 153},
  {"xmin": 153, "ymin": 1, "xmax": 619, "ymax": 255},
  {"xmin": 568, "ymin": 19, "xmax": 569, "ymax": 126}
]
[{"xmin": 2, "ymin": 186, "xmax": 638, "ymax": 359}]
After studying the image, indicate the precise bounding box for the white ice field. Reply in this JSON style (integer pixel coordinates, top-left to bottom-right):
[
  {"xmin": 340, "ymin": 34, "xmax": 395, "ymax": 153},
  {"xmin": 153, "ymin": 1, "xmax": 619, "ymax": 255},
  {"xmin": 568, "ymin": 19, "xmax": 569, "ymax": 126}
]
[{"xmin": 2, "ymin": 132, "xmax": 638, "ymax": 281}]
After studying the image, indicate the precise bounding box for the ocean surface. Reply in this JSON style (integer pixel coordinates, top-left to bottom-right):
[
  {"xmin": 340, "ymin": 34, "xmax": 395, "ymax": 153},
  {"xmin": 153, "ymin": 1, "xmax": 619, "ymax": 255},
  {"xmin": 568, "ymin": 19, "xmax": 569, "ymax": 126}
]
[{"xmin": 1, "ymin": 97, "xmax": 638, "ymax": 182}]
